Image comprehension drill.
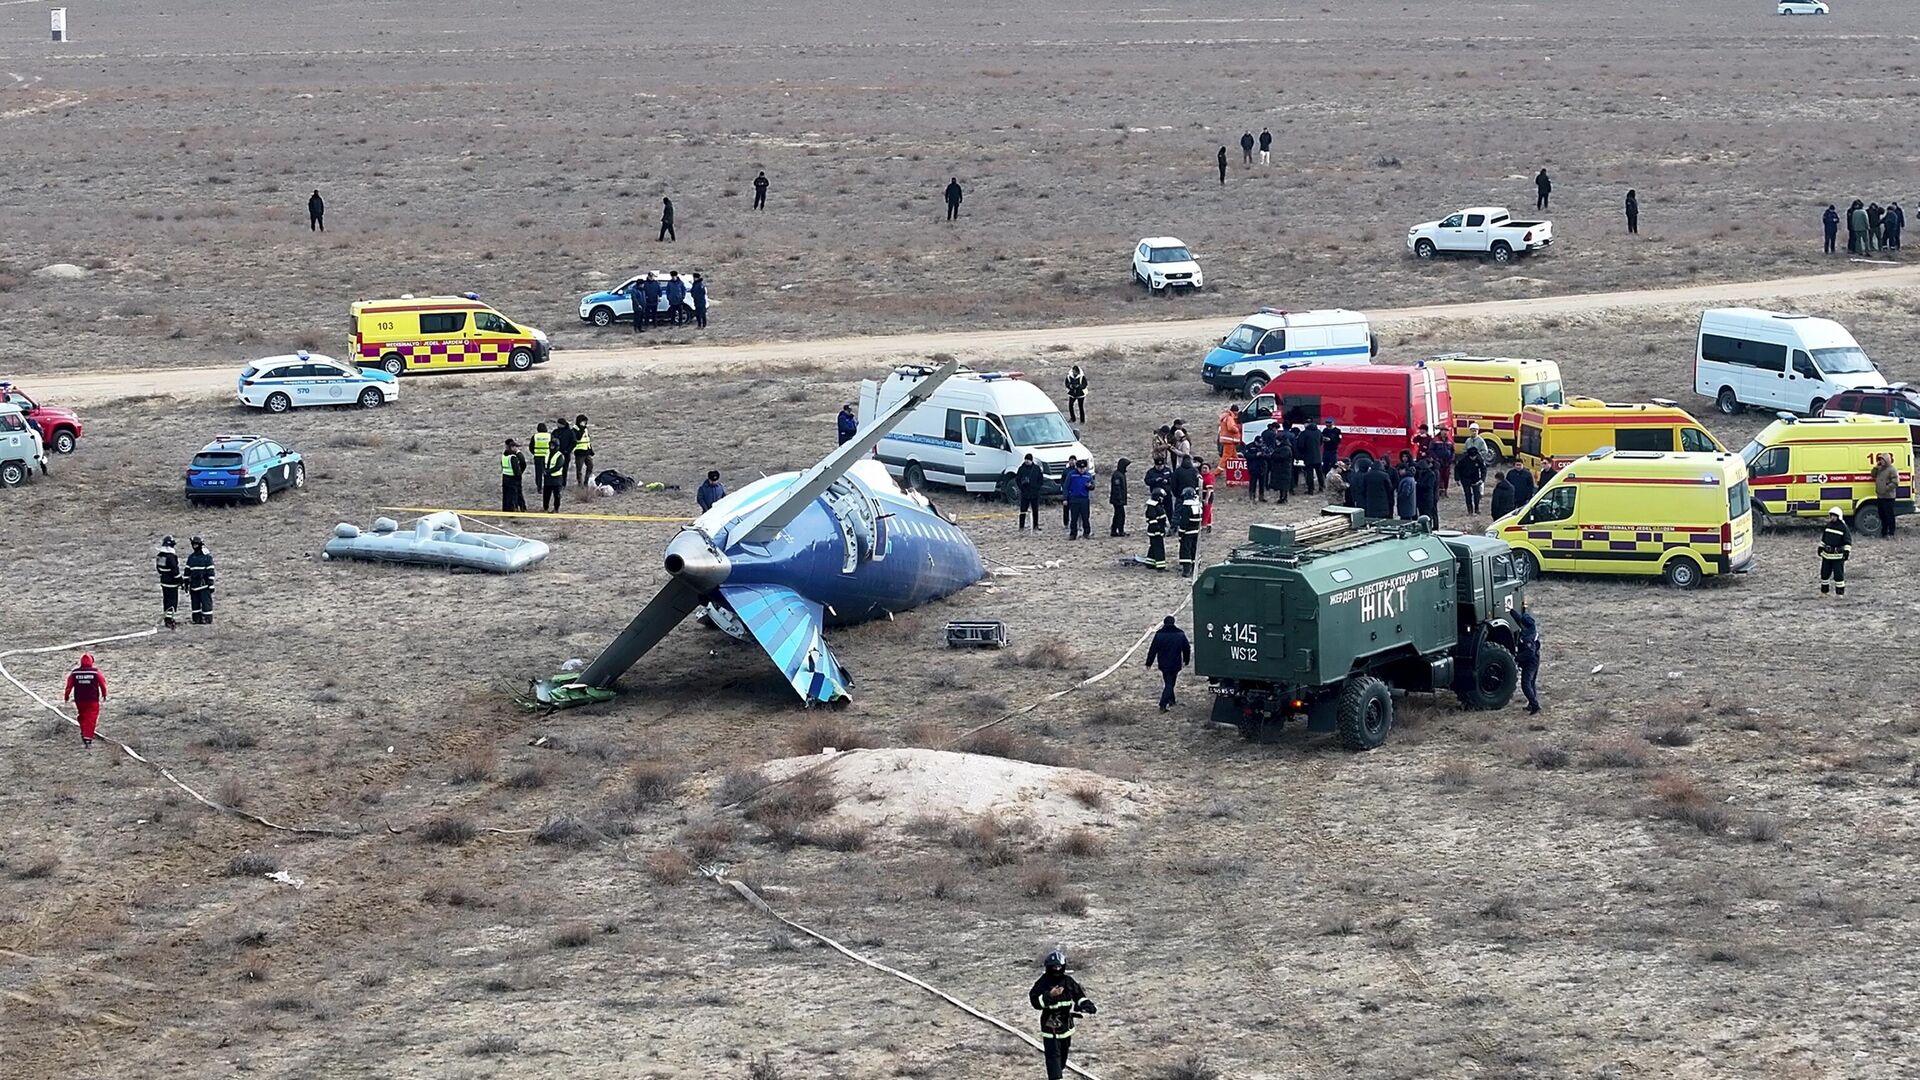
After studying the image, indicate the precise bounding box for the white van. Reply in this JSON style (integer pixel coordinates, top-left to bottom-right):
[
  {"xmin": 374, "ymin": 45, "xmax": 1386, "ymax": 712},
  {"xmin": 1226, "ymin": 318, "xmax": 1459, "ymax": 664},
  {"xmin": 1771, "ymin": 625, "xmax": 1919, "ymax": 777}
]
[
  {"xmin": 1695, "ymin": 308, "xmax": 1887, "ymax": 417},
  {"xmin": 1200, "ymin": 308, "xmax": 1376, "ymax": 397},
  {"xmin": 858, "ymin": 366, "xmax": 1092, "ymax": 499}
]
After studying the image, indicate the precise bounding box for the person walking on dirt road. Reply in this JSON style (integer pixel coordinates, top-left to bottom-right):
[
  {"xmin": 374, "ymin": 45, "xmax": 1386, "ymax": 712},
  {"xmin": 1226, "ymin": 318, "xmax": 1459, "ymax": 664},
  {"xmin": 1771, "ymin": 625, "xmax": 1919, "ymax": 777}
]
[
  {"xmin": 64, "ymin": 653, "xmax": 108, "ymax": 749},
  {"xmin": 308, "ymin": 189, "xmax": 325, "ymax": 231},
  {"xmin": 944, "ymin": 178, "xmax": 963, "ymax": 221},
  {"xmin": 1030, "ymin": 949, "xmax": 1097, "ymax": 1080},
  {"xmin": 1145, "ymin": 616, "xmax": 1191, "ymax": 712},
  {"xmin": 1824, "ymin": 204, "xmax": 1841, "ymax": 255},
  {"xmin": 658, "ymin": 197, "xmax": 676, "ymax": 242},
  {"xmin": 1625, "ymin": 189, "xmax": 1639, "ymax": 235},
  {"xmin": 1217, "ymin": 146, "xmax": 1228, "ymax": 185},
  {"xmin": 752, "ymin": 171, "xmax": 769, "ymax": 210},
  {"xmin": 1534, "ymin": 169, "xmax": 1551, "ymax": 211},
  {"xmin": 1240, "ymin": 130, "xmax": 1255, "ymax": 165}
]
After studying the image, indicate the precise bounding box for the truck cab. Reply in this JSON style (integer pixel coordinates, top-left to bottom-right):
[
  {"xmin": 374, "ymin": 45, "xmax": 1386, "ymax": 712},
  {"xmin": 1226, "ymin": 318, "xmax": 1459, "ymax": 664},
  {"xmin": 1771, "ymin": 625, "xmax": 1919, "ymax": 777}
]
[{"xmin": 0, "ymin": 401, "xmax": 48, "ymax": 487}]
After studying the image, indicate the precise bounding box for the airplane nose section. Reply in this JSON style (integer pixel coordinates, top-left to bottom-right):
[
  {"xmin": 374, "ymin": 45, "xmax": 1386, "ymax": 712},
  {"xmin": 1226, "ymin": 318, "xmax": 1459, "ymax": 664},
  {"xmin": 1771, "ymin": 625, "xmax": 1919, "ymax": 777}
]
[{"xmin": 664, "ymin": 531, "xmax": 730, "ymax": 591}]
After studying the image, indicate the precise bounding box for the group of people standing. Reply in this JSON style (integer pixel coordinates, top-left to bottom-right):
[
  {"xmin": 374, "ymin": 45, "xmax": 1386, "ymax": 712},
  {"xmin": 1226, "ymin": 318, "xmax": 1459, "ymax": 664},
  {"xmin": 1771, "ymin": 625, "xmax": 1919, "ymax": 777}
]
[
  {"xmin": 1223, "ymin": 408, "xmax": 1343, "ymax": 502},
  {"xmin": 501, "ymin": 415, "xmax": 596, "ymax": 512},
  {"xmin": 628, "ymin": 271, "xmax": 709, "ymax": 331},
  {"xmin": 1824, "ymin": 200, "xmax": 1906, "ymax": 255}
]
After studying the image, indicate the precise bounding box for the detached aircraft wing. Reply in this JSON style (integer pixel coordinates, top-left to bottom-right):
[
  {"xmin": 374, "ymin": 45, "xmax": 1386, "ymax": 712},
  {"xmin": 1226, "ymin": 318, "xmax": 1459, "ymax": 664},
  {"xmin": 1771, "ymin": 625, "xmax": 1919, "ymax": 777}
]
[{"xmin": 716, "ymin": 584, "xmax": 851, "ymax": 705}]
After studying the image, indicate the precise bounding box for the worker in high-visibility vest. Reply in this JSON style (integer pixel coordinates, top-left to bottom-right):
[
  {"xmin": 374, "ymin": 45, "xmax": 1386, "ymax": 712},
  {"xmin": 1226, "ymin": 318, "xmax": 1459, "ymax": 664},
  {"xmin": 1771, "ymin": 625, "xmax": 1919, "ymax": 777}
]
[
  {"xmin": 501, "ymin": 439, "xmax": 528, "ymax": 512},
  {"xmin": 572, "ymin": 414, "xmax": 595, "ymax": 485},
  {"xmin": 530, "ymin": 423, "xmax": 551, "ymax": 467},
  {"xmin": 542, "ymin": 446, "xmax": 568, "ymax": 513}
]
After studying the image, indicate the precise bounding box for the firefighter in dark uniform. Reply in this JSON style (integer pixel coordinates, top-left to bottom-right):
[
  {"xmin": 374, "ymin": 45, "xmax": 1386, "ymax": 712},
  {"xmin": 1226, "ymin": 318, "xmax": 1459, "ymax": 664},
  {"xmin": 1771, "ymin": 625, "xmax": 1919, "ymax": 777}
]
[
  {"xmin": 572, "ymin": 414, "xmax": 594, "ymax": 485},
  {"xmin": 1030, "ymin": 949, "xmax": 1096, "ymax": 1080},
  {"xmin": 1176, "ymin": 486, "xmax": 1203, "ymax": 577},
  {"xmin": 501, "ymin": 439, "xmax": 528, "ymax": 511},
  {"xmin": 155, "ymin": 535, "xmax": 184, "ymax": 629},
  {"xmin": 1819, "ymin": 506, "xmax": 1852, "ymax": 596},
  {"xmin": 542, "ymin": 445, "xmax": 568, "ymax": 513},
  {"xmin": 1143, "ymin": 486, "xmax": 1169, "ymax": 570},
  {"xmin": 185, "ymin": 536, "xmax": 216, "ymax": 625}
]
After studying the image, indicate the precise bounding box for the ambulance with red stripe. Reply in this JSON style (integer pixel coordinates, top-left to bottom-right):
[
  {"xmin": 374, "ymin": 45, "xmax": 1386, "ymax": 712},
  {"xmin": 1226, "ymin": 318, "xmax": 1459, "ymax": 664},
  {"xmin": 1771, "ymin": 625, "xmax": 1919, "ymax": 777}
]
[
  {"xmin": 1240, "ymin": 362, "xmax": 1449, "ymax": 467},
  {"xmin": 1515, "ymin": 397, "xmax": 1723, "ymax": 471},
  {"xmin": 350, "ymin": 295, "xmax": 550, "ymax": 376},
  {"xmin": 1490, "ymin": 449, "xmax": 1754, "ymax": 589},
  {"xmin": 1738, "ymin": 414, "xmax": 1914, "ymax": 534},
  {"xmin": 1427, "ymin": 354, "xmax": 1563, "ymax": 459}
]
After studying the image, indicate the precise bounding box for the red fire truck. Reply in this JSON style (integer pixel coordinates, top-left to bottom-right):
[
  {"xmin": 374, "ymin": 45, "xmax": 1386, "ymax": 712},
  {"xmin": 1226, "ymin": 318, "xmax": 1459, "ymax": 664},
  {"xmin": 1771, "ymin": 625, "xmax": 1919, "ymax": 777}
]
[{"xmin": 1240, "ymin": 363, "xmax": 1451, "ymax": 466}]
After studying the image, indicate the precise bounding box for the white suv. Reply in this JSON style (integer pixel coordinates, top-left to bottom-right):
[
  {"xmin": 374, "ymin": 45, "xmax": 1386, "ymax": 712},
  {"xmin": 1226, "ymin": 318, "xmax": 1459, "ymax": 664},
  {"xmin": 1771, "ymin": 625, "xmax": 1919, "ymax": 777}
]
[
  {"xmin": 1132, "ymin": 237, "xmax": 1204, "ymax": 293},
  {"xmin": 1778, "ymin": 2, "xmax": 1828, "ymax": 14}
]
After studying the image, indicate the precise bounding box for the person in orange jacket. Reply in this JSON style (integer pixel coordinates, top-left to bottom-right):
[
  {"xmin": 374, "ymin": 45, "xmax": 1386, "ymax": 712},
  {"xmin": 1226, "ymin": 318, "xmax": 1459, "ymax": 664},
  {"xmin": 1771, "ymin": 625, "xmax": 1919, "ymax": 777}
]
[
  {"xmin": 64, "ymin": 653, "xmax": 108, "ymax": 748},
  {"xmin": 1217, "ymin": 402, "xmax": 1243, "ymax": 467}
]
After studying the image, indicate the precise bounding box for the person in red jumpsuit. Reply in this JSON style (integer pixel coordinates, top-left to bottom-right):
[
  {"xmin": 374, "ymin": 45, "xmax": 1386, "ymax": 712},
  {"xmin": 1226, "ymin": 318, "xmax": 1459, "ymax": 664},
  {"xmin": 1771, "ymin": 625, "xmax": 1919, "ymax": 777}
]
[
  {"xmin": 1199, "ymin": 463, "xmax": 1216, "ymax": 533},
  {"xmin": 63, "ymin": 653, "xmax": 107, "ymax": 748}
]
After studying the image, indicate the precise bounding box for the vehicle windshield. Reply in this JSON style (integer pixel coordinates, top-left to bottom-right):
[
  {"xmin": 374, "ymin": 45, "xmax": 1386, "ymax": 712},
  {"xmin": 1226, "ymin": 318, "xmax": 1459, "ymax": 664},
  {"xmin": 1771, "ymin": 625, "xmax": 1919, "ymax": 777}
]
[
  {"xmin": 1003, "ymin": 412, "xmax": 1077, "ymax": 447},
  {"xmin": 1148, "ymin": 246, "xmax": 1193, "ymax": 264},
  {"xmin": 1737, "ymin": 439, "xmax": 1764, "ymax": 467},
  {"xmin": 1220, "ymin": 324, "xmax": 1262, "ymax": 353},
  {"xmin": 192, "ymin": 452, "xmax": 243, "ymax": 468},
  {"xmin": 1522, "ymin": 379, "xmax": 1564, "ymax": 406},
  {"xmin": 1812, "ymin": 346, "xmax": 1875, "ymax": 375}
]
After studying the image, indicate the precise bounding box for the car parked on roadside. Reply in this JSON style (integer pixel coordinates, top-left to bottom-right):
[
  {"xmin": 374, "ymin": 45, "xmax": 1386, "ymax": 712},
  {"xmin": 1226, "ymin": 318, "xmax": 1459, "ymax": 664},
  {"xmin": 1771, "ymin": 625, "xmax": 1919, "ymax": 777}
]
[
  {"xmin": 579, "ymin": 276, "xmax": 644, "ymax": 326},
  {"xmin": 0, "ymin": 381, "xmax": 84, "ymax": 454},
  {"xmin": 238, "ymin": 351, "xmax": 397, "ymax": 413},
  {"xmin": 1778, "ymin": 2, "xmax": 1828, "ymax": 15},
  {"xmin": 1131, "ymin": 237, "xmax": 1204, "ymax": 293},
  {"xmin": 185, "ymin": 435, "xmax": 305, "ymax": 505},
  {"xmin": 1818, "ymin": 384, "xmax": 1920, "ymax": 449}
]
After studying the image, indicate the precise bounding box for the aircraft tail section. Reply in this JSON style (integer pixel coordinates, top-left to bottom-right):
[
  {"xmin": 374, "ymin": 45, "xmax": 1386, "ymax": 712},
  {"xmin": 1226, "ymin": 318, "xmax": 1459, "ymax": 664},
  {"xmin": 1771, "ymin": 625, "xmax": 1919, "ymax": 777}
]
[{"xmin": 717, "ymin": 584, "xmax": 851, "ymax": 705}]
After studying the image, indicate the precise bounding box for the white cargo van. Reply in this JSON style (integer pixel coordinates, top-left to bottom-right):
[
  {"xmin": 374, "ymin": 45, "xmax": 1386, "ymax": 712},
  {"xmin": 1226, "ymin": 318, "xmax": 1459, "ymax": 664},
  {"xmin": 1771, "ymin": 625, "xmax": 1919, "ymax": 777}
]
[
  {"xmin": 858, "ymin": 366, "xmax": 1092, "ymax": 499},
  {"xmin": 1200, "ymin": 307, "xmax": 1376, "ymax": 397},
  {"xmin": 1695, "ymin": 308, "xmax": 1887, "ymax": 417}
]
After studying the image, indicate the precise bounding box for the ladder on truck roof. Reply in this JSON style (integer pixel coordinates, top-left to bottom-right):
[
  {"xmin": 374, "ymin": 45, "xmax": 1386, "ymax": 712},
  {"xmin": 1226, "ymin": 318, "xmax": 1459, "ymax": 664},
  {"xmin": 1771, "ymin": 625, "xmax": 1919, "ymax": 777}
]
[{"xmin": 1230, "ymin": 507, "xmax": 1430, "ymax": 566}]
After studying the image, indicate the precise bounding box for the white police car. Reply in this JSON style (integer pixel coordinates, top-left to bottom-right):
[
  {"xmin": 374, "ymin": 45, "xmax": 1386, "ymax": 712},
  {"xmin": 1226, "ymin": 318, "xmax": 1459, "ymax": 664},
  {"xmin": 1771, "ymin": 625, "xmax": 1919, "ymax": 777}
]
[
  {"xmin": 238, "ymin": 352, "xmax": 397, "ymax": 413},
  {"xmin": 579, "ymin": 276, "xmax": 644, "ymax": 327}
]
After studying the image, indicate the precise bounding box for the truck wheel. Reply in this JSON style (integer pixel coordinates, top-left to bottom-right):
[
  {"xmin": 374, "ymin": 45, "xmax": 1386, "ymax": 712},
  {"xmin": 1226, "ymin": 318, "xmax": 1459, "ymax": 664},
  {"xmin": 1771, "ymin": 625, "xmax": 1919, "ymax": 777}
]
[
  {"xmin": 1455, "ymin": 642, "xmax": 1517, "ymax": 711},
  {"xmin": 1241, "ymin": 372, "xmax": 1268, "ymax": 398},
  {"xmin": 1335, "ymin": 675, "xmax": 1394, "ymax": 751},
  {"xmin": 1853, "ymin": 502, "xmax": 1885, "ymax": 535},
  {"xmin": 1489, "ymin": 242, "xmax": 1515, "ymax": 264},
  {"xmin": 1349, "ymin": 450, "xmax": 1374, "ymax": 469},
  {"xmin": 1662, "ymin": 556, "xmax": 1703, "ymax": 589},
  {"xmin": 0, "ymin": 461, "xmax": 24, "ymax": 486},
  {"xmin": 1414, "ymin": 239, "xmax": 1436, "ymax": 260},
  {"xmin": 994, "ymin": 472, "xmax": 1018, "ymax": 503},
  {"xmin": 1715, "ymin": 387, "xmax": 1741, "ymax": 415},
  {"xmin": 1808, "ymin": 398, "xmax": 1826, "ymax": 417},
  {"xmin": 589, "ymin": 306, "xmax": 615, "ymax": 327},
  {"xmin": 53, "ymin": 430, "xmax": 76, "ymax": 454},
  {"xmin": 904, "ymin": 462, "xmax": 927, "ymax": 492}
]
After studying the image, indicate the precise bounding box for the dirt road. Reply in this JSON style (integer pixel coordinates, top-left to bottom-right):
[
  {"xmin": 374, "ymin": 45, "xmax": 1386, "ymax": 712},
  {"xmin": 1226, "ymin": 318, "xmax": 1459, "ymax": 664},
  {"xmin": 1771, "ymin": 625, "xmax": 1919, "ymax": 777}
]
[{"xmin": 31, "ymin": 264, "xmax": 1920, "ymax": 406}]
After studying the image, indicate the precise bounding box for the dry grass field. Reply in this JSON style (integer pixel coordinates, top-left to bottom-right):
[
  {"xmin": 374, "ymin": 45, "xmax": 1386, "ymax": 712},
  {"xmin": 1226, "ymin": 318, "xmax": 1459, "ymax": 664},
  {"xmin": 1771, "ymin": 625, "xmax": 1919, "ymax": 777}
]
[
  {"xmin": 7, "ymin": 1, "xmax": 1920, "ymax": 1078},
  {"xmin": 6, "ymin": 291, "xmax": 1920, "ymax": 1079},
  {"xmin": 5, "ymin": 0, "xmax": 1920, "ymax": 375}
]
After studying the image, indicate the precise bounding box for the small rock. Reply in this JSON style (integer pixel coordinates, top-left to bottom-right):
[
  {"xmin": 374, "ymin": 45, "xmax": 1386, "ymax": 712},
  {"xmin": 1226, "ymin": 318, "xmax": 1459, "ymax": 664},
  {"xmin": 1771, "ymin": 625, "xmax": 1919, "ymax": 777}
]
[{"xmin": 33, "ymin": 263, "xmax": 88, "ymax": 280}]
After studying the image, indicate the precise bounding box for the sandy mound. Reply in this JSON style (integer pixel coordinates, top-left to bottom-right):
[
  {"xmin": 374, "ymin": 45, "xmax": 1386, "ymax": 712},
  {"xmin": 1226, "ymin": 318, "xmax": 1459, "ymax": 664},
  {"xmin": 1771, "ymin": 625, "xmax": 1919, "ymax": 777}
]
[
  {"xmin": 33, "ymin": 263, "xmax": 87, "ymax": 280},
  {"xmin": 760, "ymin": 748, "xmax": 1150, "ymax": 836}
]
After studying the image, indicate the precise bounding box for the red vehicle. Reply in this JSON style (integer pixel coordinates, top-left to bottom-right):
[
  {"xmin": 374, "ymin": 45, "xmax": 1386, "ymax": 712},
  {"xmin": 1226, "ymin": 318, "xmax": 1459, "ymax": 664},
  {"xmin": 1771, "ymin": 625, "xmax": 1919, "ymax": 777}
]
[
  {"xmin": 1240, "ymin": 363, "xmax": 1451, "ymax": 466},
  {"xmin": 0, "ymin": 382, "xmax": 83, "ymax": 455}
]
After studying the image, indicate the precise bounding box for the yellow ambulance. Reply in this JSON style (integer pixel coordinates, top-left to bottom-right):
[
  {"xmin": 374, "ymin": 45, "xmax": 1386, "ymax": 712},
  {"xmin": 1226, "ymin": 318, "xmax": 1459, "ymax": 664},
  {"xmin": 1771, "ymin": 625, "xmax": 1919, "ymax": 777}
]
[
  {"xmin": 1428, "ymin": 354, "xmax": 1563, "ymax": 458},
  {"xmin": 1490, "ymin": 449, "xmax": 1754, "ymax": 589},
  {"xmin": 350, "ymin": 295, "xmax": 551, "ymax": 376},
  {"xmin": 1739, "ymin": 414, "xmax": 1913, "ymax": 533},
  {"xmin": 1515, "ymin": 397, "xmax": 1723, "ymax": 470}
]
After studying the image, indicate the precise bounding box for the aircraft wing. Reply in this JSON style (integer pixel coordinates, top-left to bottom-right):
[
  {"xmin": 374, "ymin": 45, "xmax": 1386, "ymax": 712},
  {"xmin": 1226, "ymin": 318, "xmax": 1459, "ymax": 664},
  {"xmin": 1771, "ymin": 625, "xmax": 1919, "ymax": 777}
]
[{"xmin": 716, "ymin": 583, "xmax": 851, "ymax": 705}]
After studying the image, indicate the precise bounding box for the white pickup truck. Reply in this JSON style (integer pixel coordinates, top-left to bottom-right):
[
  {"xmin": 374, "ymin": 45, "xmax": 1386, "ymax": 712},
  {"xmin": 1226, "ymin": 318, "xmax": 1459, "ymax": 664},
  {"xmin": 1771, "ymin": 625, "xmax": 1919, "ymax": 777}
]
[{"xmin": 1407, "ymin": 207, "xmax": 1553, "ymax": 264}]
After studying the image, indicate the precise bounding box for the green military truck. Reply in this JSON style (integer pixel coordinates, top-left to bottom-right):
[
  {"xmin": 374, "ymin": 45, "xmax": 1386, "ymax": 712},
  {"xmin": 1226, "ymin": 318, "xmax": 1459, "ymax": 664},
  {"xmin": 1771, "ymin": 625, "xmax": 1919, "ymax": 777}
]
[{"xmin": 1193, "ymin": 507, "xmax": 1527, "ymax": 750}]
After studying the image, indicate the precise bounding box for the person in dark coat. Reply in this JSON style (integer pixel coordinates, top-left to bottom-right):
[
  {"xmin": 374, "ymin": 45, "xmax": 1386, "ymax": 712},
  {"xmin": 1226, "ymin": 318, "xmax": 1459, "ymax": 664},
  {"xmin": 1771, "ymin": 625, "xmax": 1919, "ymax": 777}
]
[
  {"xmin": 1868, "ymin": 202, "xmax": 1884, "ymax": 252},
  {"xmin": 663, "ymin": 272, "xmax": 687, "ymax": 324},
  {"xmin": 640, "ymin": 274, "xmax": 662, "ymax": 330},
  {"xmin": 1239, "ymin": 131, "xmax": 1255, "ymax": 165},
  {"xmin": 1172, "ymin": 456, "xmax": 1199, "ymax": 506},
  {"xmin": 1144, "ymin": 617, "xmax": 1191, "ymax": 712},
  {"xmin": 1538, "ymin": 462, "xmax": 1558, "ymax": 489},
  {"xmin": 1108, "ymin": 458, "xmax": 1131, "ymax": 537},
  {"xmin": 1143, "ymin": 487, "xmax": 1169, "ymax": 570},
  {"xmin": 1886, "ymin": 201, "xmax": 1904, "ymax": 251},
  {"xmin": 185, "ymin": 536, "xmax": 217, "ymax": 624},
  {"xmin": 1319, "ymin": 420, "xmax": 1342, "ymax": 485},
  {"xmin": 1063, "ymin": 459, "xmax": 1095, "ymax": 540},
  {"xmin": 944, "ymin": 178, "xmax": 963, "ymax": 221},
  {"xmin": 1535, "ymin": 168, "xmax": 1551, "ymax": 211},
  {"xmin": 1030, "ymin": 950, "xmax": 1097, "ymax": 1080},
  {"xmin": 752, "ymin": 171, "xmax": 770, "ymax": 210},
  {"xmin": 308, "ymin": 189, "xmax": 325, "ymax": 231},
  {"xmin": 1505, "ymin": 464, "xmax": 1536, "ymax": 506},
  {"xmin": 1490, "ymin": 475, "xmax": 1517, "ymax": 519},
  {"xmin": 1358, "ymin": 459, "xmax": 1394, "ymax": 519},
  {"xmin": 1396, "ymin": 470, "xmax": 1418, "ymax": 520},
  {"xmin": 837, "ymin": 404, "xmax": 858, "ymax": 445},
  {"xmin": 1823, "ymin": 204, "xmax": 1840, "ymax": 255},
  {"xmin": 1818, "ymin": 506, "xmax": 1852, "ymax": 596},
  {"xmin": 1415, "ymin": 459, "xmax": 1439, "ymax": 525},
  {"xmin": 1624, "ymin": 189, "xmax": 1638, "ymax": 235},
  {"xmin": 658, "ymin": 197, "xmax": 676, "ymax": 242},
  {"xmin": 696, "ymin": 470, "xmax": 727, "ymax": 511},
  {"xmin": 1217, "ymin": 146, "xmax": 1228, "ymax": 185},
  {"xmin": 1242, "ymin": 429, "xmax": 1269, "ymax": 501},
  {"xmin": 1848, "ymin": 200, "xmax": 1866, "ymax": 255},
  {"xmin": 1258, "ymin": 127, "xmax": 1272, "ymax": 165},
  {"xmin": 1516, "ymin": 609, "xmax": 1542, "ymax": 715},
  {"xmin": 1456, "ymin": 447, "xmax": 1486, "ymax": 514},
  {"xmin": 1267, "ymin": 431, "xmax": 1292, "ymax": 503},
  {"xmin": 1299, "ymin": 420, "xmax": 1322, "ymax": 494},
  {"xmin": 1428, "ymin": 437, "xmax": 1455, "ymax": 495},
  {"xmin": 1143, "ymin": 458, "xmax": 1173, "ymax": 508},
  {"xmin": 1016, "ymin": 453, "xmax": 1046, "ymax": 531},
  {"xmin": 691, "ymin": 273, "xmax": 709, "ymax": 329},
  {"xmin": 501, "ymin": 438, "xmax": 528, "ymax": 512}
]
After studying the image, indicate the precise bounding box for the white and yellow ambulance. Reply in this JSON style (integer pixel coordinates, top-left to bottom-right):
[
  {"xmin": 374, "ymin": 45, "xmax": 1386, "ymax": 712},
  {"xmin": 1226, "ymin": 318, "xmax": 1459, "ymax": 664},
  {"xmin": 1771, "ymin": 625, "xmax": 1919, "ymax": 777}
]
[
  {"xmin": 1515, "ymin": 397, "xmax": 1723, "ymax": 470},
  {"xmin": 1739, "ymin": 414, "xmax": 1913, "ymax": 533},
  {"xmin": 1428, "ymin": 354, "xmax": 1563, "ymax": 458},
  {"xmin": 1490, "ymin": 449, "xmax": 1754, "ymax": 589},
  {"xmin": 350, "ymin": 295, "xmax": 550, "ymax": 376}
]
